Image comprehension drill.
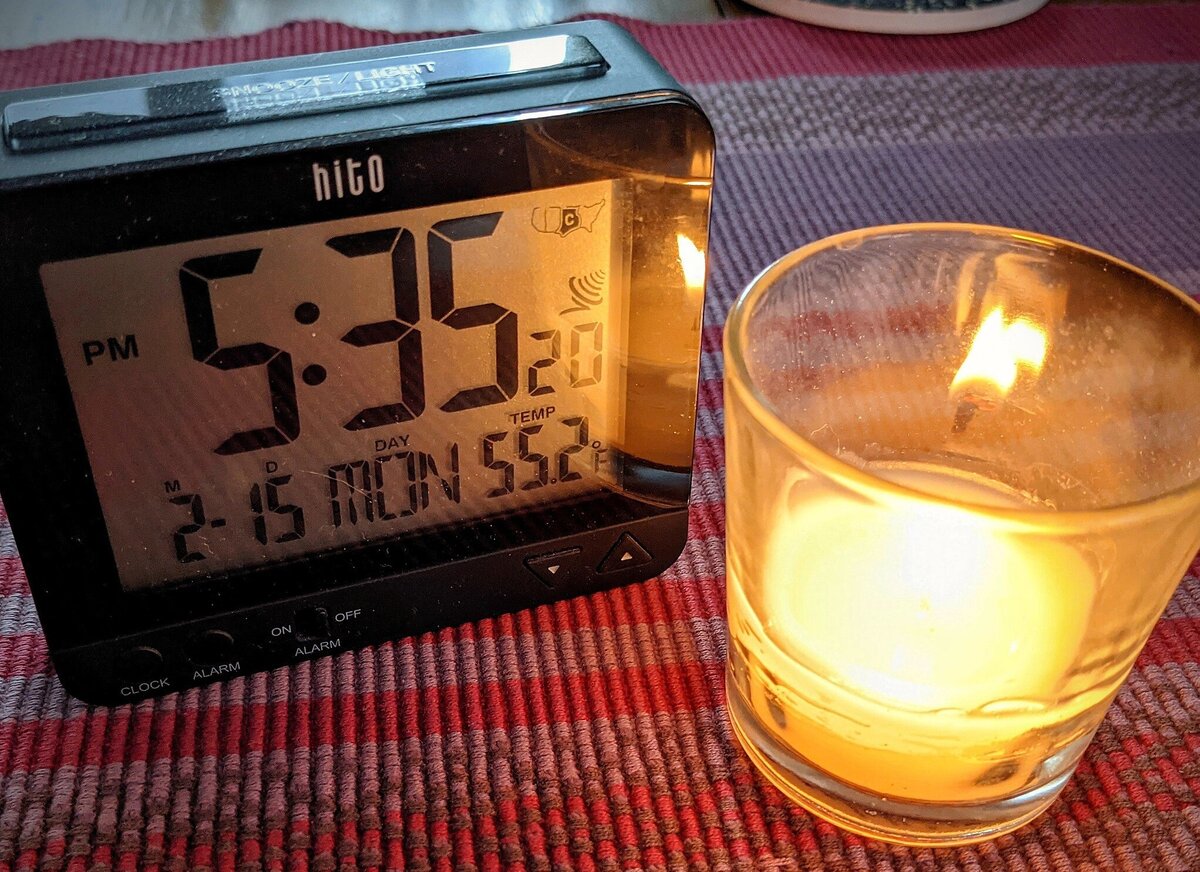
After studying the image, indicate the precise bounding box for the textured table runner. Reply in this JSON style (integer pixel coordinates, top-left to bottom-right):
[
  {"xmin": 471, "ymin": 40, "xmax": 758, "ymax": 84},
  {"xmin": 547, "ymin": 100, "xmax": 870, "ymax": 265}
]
[{"xmin": 3, "ymin": 5, "xmax": 1200, "ymax": 870}]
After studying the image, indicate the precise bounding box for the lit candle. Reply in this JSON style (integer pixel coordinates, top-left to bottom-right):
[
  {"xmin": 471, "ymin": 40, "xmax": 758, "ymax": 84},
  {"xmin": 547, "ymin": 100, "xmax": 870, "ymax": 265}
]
[
  {"xmin": 734, "ymin": 463, "xmax": 1099, "ymax": 800},
  {"xmin": 723, "ymin": 227, "xmax": 1200, "ymax": 843}
]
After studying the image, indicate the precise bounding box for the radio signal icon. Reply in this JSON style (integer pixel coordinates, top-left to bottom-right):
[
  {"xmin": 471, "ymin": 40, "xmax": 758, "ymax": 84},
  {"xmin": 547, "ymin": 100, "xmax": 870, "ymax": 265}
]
[{"xmin": 562, "ymin": 269, "xmax": 607, "ymax": 314}]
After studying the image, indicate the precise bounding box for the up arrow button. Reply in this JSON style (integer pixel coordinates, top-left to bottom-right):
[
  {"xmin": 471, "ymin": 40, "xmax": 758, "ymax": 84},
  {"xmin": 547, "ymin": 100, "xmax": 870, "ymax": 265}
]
[{"xmin": 597, "ymin": 533, "xmax": 653, "ymax": 574}]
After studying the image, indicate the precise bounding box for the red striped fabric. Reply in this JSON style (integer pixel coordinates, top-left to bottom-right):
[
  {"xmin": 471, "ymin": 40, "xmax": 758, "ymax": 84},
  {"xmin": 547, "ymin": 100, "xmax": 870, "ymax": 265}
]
[
  {"xmin": 2, "ymin": 5, "xmax": 1199, "ymax": 88},
  {"xmin": 2, "ymin": 6, "xmax": 1200, "ymax": 871}
]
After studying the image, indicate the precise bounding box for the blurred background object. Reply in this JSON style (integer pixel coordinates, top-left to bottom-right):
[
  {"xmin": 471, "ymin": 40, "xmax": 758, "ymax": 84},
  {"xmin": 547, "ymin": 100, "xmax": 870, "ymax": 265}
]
[
  {"xmin": 742, "ymin": 0, "xmax": 1048, "ymax": 34},
  {"xmin": 0, "ymin": 0, "xmax": 754, "ymax": 50}
]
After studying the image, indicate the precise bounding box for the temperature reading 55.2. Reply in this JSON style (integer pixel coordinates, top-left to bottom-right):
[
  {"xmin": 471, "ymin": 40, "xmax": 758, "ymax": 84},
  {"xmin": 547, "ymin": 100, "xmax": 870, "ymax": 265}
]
[{"xmin": 41, "ymin": 179, "xmax": 622, "ymax": 588}]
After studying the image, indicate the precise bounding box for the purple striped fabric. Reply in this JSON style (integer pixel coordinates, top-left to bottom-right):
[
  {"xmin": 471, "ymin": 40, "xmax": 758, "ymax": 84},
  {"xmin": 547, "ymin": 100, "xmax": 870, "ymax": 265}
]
[{"xmin": 1, "ymin": 6, "xmax": 1200, "ymax": 870}]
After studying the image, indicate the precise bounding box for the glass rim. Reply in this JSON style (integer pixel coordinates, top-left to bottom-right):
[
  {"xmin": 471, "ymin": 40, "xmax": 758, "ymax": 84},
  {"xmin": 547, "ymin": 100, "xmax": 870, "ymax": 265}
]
[{"xmin": 723, "ymin": 222, "xmax": 1200, "ymax": 533}]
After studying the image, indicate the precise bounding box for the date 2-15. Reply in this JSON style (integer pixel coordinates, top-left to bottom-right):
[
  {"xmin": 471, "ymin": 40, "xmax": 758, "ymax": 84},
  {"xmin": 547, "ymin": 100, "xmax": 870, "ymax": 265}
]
[{"xmin": 166, "ymin": 413, "xmax": 592, "ymax": 564}]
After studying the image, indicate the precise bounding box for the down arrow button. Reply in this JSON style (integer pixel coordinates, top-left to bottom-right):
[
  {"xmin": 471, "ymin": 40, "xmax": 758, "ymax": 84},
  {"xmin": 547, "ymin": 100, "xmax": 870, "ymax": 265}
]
[{"xmin": 525, "ymin": 547, "xmax": 584, "ymax": 587}]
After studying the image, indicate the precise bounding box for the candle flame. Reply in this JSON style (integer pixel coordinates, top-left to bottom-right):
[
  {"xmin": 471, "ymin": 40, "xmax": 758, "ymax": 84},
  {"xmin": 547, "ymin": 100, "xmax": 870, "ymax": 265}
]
[
  {"xmin": 950, "ymin": 307, "xmax": 1047, "ymax": 398},
  {"xmin": 677, "ymin": 234, "xmax": 706, "ymax": 290}
]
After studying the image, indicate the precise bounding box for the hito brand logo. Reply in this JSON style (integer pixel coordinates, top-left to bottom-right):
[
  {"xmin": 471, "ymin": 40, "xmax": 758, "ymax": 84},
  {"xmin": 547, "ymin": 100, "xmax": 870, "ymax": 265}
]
[{"xmin": 312, "ymin": 155, "xmax": 385, "ymax": 202}]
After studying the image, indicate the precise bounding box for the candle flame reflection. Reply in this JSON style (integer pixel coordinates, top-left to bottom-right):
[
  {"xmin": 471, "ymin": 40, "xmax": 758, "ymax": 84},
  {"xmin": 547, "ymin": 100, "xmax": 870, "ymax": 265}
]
[
  {"xmin": 677, "ymin": 234, "xmax": 706, "ymax": 291},
  {"xmin": 950, "ymin": 307, "xmax": 1047, "ymax": 399}
]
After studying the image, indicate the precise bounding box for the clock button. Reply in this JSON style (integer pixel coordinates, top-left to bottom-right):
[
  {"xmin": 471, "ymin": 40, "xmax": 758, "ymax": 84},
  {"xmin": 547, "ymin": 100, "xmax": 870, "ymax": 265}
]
[
  {"xmin": 119, "ymin": 645, "xmax": 164, "ymax": 679},
  {"xmin": 293, "ymin": 607, "xmax": 331, "ymax": 642},
  {"xmin": 597, "ymin": 533, "xmax": 653, "ymax": 574},
  {"xmin": 525, "ymin": 547, "xmax": 584, "ymax": 587},
  {"xmin": 186, "ymin": 630, "xmax": 235, "ymax": 666}
]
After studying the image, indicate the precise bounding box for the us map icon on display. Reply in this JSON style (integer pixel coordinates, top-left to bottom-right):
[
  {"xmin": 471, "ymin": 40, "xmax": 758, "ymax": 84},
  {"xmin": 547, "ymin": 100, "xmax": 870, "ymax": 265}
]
[{"xmin": 531, "ymin": 200, "xmax": 604, "ymax": 237}]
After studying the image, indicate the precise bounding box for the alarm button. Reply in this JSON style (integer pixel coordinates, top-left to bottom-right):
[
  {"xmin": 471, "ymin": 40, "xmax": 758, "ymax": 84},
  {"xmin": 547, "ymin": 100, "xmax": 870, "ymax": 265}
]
[
  {"xmin": 119, "ymin": 646, "xmax": 164, "ymax": 678},
  {"xmin": 597, "ymin": 533, "xmax": 653, "ymax": 574},
  {"xmin": 294, "ymin": 607, "xmax": 331, "ymax": 642},
  {"xmin": 186, "ymin": 630, "xmax": 235, "ymax": 666},
  {"xmin": 525, "ymin": 547, "xmax": 584, "ymax": 587}
]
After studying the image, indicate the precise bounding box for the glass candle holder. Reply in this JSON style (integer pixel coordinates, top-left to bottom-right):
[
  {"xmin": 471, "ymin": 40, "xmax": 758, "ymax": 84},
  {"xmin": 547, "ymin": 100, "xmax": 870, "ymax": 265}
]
[{"xmin": 723, "ymin": 224, "xmax": 1200, "ymax": 846}]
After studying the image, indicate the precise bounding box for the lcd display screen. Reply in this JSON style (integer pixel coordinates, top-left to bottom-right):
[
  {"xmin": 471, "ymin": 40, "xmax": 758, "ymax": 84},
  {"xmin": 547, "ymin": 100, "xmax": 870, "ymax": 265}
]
[{"xmin": 40, "ymin": 179, "xmax": 626, "ymax": 589}]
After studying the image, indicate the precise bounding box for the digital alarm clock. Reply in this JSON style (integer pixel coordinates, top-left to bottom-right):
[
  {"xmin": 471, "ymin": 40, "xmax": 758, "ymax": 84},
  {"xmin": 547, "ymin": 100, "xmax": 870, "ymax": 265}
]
[{"xmin": 0, "ymin": 23, "xmax": 713, "ymax": 704}]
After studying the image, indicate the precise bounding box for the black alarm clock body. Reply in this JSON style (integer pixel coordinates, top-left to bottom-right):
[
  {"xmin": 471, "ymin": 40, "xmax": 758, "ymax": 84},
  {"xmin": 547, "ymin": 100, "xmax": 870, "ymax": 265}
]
[{"xmin": 0, "ymin": 23, "xmax": 714, "ymax": 704}]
